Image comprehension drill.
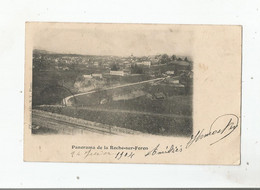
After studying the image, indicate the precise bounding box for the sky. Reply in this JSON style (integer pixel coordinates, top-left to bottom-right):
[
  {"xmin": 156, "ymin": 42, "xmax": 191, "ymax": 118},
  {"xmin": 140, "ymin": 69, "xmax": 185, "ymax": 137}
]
[{"xmin": 33, "ymin": 23, "xmax": 194, "ymax": 57}]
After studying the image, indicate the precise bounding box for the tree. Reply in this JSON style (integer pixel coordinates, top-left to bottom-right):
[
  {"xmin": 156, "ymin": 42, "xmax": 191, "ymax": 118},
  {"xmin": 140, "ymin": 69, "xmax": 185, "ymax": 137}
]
[
  {"xmin": 111, "ymin": 63, "xmax": 119, "ymax": 71},
  {"xmin": 159, "ymin": 54, "xmax": 170, "ymax": 64},
  {"xmin": 171, "ymin": 55, "xmax": 177, "ymax": 61},
  {"xmin": 155, "ymin": 54, "xmax": 161, "ymax": 59},
  {"xmin": 131, "ymin": 64, "xmax": 144, "ymax": 74}
]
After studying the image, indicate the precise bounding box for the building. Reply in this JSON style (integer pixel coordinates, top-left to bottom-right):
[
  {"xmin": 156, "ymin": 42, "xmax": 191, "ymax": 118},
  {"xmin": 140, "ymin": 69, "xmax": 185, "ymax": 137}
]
[
  {"xmin": 83, "ymin": 74, "xmax": 93, "ymax": 79},
  {"xmin": 169, "ymin": 79, "xmax": 179, "ymax": 84},
  {"xmin": 110, "ymin": 70, "xmax": 125, "ymax": 76},
  {"xmin": 165, "ymin": 71, "xmax": 175, "ymax": 76},
  {"xmin": 136, "ymin": 61, "xmax": 151, "ymax": 67},
  {"xmin": 166, "ymin": 76, "xmax": 180, "ymax": 84},
  {"xmin": 92, "ymin": 73, "xmax": 103, "ymax": 79},
  {"xmin": 154, "ymin": 92, "xmax": 166, "ymax": 100}
]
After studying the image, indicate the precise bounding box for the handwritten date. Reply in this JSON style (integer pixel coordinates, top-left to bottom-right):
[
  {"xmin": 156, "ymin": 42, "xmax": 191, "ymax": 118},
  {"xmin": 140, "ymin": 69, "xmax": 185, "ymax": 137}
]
[{"xmin": 115, "ymin": 151, "xmax": 135, "ymax": 160}]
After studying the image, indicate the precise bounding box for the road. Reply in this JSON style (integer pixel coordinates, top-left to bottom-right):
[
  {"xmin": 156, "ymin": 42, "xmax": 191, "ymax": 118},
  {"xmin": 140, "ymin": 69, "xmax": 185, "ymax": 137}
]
[{"xmin": 63, "ymin": 77, "xmax": 165, "ymax": 106}]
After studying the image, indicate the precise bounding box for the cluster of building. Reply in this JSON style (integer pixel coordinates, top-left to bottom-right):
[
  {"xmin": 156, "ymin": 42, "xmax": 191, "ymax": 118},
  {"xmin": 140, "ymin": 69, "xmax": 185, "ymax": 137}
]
[
  {"xmin": 33, "ymin": 51, "xmax": 158, "ymax": 71},
  {"xmin": 33, "ymin": 51, "xmax": 193, "ymax": 82}
]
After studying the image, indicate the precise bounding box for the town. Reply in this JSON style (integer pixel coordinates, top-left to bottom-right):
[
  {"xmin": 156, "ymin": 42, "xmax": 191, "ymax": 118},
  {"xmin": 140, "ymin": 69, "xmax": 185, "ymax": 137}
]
[{"xmin": 32, "ymin": 49, "xmax": 193, "ymax": 136}]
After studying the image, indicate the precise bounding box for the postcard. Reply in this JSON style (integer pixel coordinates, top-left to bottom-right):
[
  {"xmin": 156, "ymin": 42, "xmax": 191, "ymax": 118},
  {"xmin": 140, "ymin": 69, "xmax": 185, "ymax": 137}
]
[{"xmin": 24, "ymin": 22, "xmax": 241, "ymax": 164}]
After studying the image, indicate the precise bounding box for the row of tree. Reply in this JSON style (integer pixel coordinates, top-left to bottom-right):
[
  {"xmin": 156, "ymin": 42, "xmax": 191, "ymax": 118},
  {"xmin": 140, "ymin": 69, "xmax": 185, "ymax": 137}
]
[
  {"xmin": 157, "ymin": 54, "xmax": 191, "ymax": 65},
  {"xmin": 111, "ymin": 63, "xmax": 144, "ymax": 74}
]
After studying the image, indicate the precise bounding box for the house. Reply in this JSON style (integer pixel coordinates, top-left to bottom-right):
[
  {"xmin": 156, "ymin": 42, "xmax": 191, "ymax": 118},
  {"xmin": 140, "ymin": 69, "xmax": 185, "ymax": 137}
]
[
  {"xmin": 110, "ymin": 70, "xmax": 125, "ymax": 76},
  {"xmin": 83, "ymin": 74, "xmax": 93, "ymax": 79},
  {"xmin": 136, "ymin": 61, "xmax": 151, "ymax": 67},
  {"xmin": 166, "ymin": 76, "xmax": 181, "ymax": 84},
  {"xmin": 165, "ymin": 70, "xmax": 175, "ymax": 76},
  {"xmin": 92, "ymin": 73, "xmax": 103, "ymax": 79},
  {"xmin": 169, "ymin": 79, "xmax": 179, "ymax": 84}
]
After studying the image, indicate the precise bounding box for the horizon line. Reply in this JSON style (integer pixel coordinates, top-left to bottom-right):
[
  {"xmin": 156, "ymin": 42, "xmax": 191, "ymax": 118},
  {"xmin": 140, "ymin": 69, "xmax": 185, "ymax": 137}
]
[{"xmin": 33, "ymin": 48, "xmax": 192, "ymax": 58}]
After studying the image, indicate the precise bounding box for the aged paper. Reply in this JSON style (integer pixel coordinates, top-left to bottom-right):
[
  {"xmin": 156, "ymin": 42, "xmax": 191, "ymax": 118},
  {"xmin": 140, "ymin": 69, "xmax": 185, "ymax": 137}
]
[{"xmin": 24, "ymin": 22, "xmax": 241, "ymax": 164}]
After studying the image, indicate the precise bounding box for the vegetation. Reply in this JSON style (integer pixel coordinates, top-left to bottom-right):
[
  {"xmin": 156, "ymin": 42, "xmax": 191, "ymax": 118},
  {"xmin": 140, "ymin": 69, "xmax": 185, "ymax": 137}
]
[
  {"xmin": 111, "ymin": 63, "xmax": 120, "ymax": 71},
  {"xmin": 159, "ymin": 54, "xmax": 171, "ymax": 64},
  {"xmin": 36, "ymin": 106, "xmax": 192, "ymax": 136},
  {"xmin": 131, "ymin": 64, "xmax": 144, "ymax": 74},
  {"xmin": 32, "ymin": 70, "xmax": 79, "ymax": 106}
]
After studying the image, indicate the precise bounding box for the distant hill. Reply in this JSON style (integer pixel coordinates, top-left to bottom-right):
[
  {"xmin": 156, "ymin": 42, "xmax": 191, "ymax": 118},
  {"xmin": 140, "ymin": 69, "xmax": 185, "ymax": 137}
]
[
  {"xmin": 32, "ymin": 49, "xmax": 192, "ymax": 62},
  {"xmin": 33, "ymin": 49, "xmax": 58, "ymax": 54},
  {"xmin": 33, "ymin": 49, "xmax": 114, "ymax": 58}
]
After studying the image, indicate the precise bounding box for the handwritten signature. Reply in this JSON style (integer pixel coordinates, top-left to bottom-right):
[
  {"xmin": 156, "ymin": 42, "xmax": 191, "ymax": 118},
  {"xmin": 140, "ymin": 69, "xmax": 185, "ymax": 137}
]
[
  {"xmin": 145, "ymin": 144, "xmax": 183, "ymax": 157},
  {"xmin": 145, "ymin": 114, "xmax": 239, "ymax": 157},
  {"xmin": 186, "ymin": 114, "xmax": 239, "ymax": 148}
]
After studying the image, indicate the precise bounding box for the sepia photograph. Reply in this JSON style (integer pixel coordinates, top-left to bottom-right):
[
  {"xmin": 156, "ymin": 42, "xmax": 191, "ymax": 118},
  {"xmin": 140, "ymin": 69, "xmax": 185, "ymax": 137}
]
[{"xmin": 30, "ymin": 24, "xmax": 193, "ymax": 137}]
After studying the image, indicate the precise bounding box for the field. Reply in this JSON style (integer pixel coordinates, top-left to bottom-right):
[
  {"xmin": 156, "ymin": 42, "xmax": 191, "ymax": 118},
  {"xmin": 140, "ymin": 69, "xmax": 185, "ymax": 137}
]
[
  {"xmin": 53, "ymin": 81, "xmax": 193, "ymax": 136},
  {"xmin": 72, "ymin": 82, "xmax": 190, "ymax": 114},
  {"xmin": 36, "ymin": 105, "xmax": 192, "ymax": 136},
  {"xmin": 94, "ymin": 95, "xmax": 192, "ymax": 115},
  {"xmin": 36, "ymin": 89, "xmax": 192, "ymax": 136}
]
